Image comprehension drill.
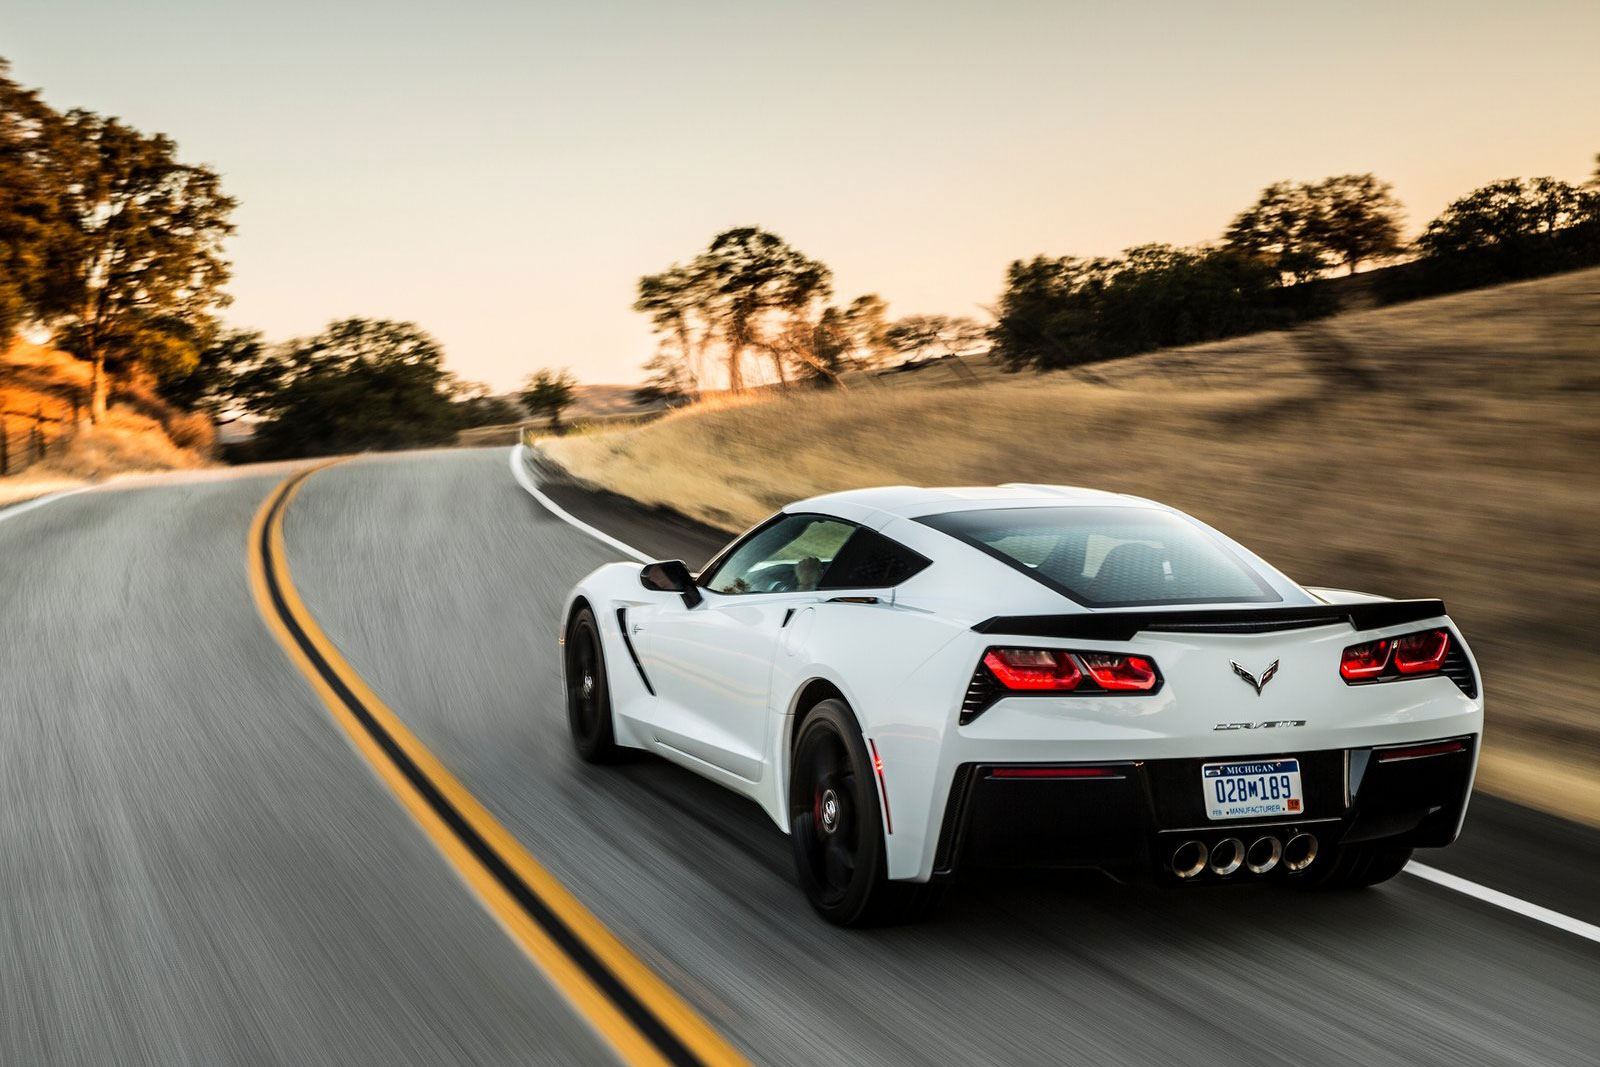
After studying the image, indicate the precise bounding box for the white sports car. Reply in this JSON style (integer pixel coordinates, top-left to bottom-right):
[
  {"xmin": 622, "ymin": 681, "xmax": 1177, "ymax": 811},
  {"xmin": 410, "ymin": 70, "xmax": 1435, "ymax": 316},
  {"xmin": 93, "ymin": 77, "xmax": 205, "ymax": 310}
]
[{"xmin": 560, "ymin": 486, "xmax": 1483, "ymax": 925}]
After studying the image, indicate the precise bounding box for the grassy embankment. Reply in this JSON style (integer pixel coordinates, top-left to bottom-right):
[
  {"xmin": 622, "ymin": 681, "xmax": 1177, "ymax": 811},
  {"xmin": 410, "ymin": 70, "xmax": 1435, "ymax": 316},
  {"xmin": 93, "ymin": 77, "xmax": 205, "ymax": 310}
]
[
  {"xmin": 545, "ymin": 267, "xmax": 1600, "ymax": 827},
  {"xmin": 0, "ymin": 340, "xmax": 211, "ymax": 506}
]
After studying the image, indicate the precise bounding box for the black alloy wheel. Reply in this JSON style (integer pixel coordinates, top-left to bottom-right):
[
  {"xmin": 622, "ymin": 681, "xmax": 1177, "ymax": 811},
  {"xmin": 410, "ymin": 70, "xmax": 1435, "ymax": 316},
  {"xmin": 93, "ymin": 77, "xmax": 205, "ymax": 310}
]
[
  {"xmin": 565, "ymin": 607, "xmax": 621, "ymax": 763},
  {"xmin": 789, "ymin": 699, "xmax": 941, "ymax": 926}
]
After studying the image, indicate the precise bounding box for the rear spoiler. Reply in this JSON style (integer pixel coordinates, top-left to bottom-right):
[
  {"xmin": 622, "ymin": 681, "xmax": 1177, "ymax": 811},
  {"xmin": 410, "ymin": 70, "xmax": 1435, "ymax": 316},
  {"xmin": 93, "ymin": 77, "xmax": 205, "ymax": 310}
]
[{"xmin": 972, "ymin": 599, "xmax": 1447, "ymax": 642}]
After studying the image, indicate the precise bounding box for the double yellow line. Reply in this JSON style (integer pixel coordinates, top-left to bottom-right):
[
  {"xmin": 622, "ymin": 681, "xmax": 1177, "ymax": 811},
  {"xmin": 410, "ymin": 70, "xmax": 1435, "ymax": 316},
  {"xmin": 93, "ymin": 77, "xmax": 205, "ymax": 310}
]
[{"xmin": 248, "ymin": 463, "xmax": 750, "ymax": 1067}]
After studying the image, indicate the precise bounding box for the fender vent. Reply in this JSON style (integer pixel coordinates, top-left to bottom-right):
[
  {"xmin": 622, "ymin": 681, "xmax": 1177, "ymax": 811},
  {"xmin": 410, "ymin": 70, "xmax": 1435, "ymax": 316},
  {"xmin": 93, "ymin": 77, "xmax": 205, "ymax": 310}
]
[
  {"xmin": 962, "ymin": 667, "xmax": 999, "ymax": 723},
  {"xmin": 1441, "ymin": 639, "xmax": 1477, "ymax": 698}
]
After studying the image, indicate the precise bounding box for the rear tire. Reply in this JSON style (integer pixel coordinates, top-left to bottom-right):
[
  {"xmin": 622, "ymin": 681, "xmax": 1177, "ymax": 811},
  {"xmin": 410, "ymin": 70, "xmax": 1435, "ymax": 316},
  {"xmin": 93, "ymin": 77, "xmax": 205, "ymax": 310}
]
[
  {"xmin": 789, "ymin": 700, "xmax": 941, "ymax": 926},
  {"xmin": 565, "ymin": 607, "xmax": 623, "ymax": 764},
  {"xmin": 1300, "ymin": 843, "xmax": 1413, "ymax": 890}
]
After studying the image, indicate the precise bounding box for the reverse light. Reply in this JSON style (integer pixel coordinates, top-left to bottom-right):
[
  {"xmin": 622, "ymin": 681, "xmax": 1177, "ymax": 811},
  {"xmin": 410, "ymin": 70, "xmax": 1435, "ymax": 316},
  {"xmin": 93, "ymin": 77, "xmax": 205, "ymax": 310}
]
[
  {"xmin": 983, "ymin": 648, "xmax": 1083, "ymax": 691},
  {"xmin": 1078, "ymin": 653, "xmax": 1158, "ymax": 691}
]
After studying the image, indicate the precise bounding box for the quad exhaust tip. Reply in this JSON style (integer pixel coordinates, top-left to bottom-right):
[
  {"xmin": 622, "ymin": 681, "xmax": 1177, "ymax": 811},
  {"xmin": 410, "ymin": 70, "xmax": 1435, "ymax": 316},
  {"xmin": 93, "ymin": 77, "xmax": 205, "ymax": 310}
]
[
  {"xmin": 1171, "ymin": 833, "xmax": 1313, "ymax": 878},
  {"xmin": 1208, "ymin": 837, "xmax": 1245, "ymax": 876},
  {"xmin": 1171, "ymin": 840, "xmax": 1208, "ymax": 879},
  {"xmin": 1246, "ymin": 836, "xmax": 1282, "ymax": 875},
  {"xmin": 1284, "ymin": 833, "xmax": 1319, "ymax": 872}
]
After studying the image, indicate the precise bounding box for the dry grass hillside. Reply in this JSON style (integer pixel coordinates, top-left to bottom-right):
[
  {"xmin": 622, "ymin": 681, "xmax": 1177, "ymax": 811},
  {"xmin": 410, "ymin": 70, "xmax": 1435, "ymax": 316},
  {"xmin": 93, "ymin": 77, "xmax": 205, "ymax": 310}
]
[
  {"xmin": 547, "ymin": 267, "xmax": 1600, "ymax": 824},
  {"xmin": 0, "ymin": 340, "xmax": 213, "ymax": 505}
]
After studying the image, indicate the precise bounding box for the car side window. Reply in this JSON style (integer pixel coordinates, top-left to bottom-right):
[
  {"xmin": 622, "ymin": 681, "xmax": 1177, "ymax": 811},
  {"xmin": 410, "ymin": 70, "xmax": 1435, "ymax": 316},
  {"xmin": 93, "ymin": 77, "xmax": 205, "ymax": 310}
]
[
  {"xmin": 818, "ymin": 527, "xmax": 931, "ymax": 589},
  {"xmin": 702, "ymin": 514, "xmax": 857, "ymax": 595}
]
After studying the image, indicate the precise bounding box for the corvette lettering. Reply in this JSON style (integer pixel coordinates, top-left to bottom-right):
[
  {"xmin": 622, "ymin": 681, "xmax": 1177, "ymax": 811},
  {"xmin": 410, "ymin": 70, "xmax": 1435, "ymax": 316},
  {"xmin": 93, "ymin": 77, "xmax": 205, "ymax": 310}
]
[{"xmin": 1213, "ymin": 720, "xmax": 1308, "ymax": 730}]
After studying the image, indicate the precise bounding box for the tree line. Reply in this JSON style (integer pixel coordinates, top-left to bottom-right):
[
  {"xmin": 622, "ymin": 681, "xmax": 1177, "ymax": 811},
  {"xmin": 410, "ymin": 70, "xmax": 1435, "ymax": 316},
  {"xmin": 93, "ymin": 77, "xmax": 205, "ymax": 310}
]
[
  {"xmin": 640, "ymin": 159, "xmax": 1600, "ymax": 384},
  {"xmin": 991, "ymin": 159, "xmax": 1600, "ymax": 372},
  {"xmin": 1, "ymin": 58, "xmax": 563, "ymax": 461}
]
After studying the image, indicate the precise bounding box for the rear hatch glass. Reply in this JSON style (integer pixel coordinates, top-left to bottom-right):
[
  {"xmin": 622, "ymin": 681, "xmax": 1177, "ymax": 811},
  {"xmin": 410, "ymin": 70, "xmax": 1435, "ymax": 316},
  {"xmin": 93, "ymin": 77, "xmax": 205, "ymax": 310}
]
[{"xmin": 919, "ymin": 506, "xmax": 1282, "ymax": 607}]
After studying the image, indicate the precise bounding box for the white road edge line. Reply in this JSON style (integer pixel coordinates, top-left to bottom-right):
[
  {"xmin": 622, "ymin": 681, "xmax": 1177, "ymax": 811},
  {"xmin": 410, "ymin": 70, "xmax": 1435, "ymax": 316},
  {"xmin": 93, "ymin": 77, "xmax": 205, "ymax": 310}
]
[
  {"xmin": 508, "ymin": 442, "xmax": 1600, "ymax": 949},
  {"xmin": 0, "ymin": 486, "xmax": 91, "ymax": 525},
  {"xmin": 508, "ymin": 444, "xmax": 651, "ymax": 563},
  {"xmin": 1406, "ymin": 862, "xmax": 1600, "ymax": 945}
]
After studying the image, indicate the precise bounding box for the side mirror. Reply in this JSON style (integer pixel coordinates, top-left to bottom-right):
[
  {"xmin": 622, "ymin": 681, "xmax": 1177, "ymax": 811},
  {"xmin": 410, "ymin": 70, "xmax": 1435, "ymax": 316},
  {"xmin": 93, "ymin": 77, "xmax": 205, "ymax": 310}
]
[{"xmin": 639, "ymin": 560, "xmax": 702, "ymax": 608}]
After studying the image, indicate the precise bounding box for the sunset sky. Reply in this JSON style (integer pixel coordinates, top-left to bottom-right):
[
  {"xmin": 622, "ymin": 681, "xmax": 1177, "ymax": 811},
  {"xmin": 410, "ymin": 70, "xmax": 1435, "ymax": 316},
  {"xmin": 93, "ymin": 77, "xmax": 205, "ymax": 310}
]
[{"xmin": 5, "ymin": 0, "xmax": 1597, "ymax": 389}]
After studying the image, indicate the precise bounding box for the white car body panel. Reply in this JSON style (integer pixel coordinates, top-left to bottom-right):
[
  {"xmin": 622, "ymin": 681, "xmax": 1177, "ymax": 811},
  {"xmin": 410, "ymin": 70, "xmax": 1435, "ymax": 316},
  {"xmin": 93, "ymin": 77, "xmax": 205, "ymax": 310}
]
[{"xmin": 560, "ymin": 486, "xmax": 1485, "ymax": 882}]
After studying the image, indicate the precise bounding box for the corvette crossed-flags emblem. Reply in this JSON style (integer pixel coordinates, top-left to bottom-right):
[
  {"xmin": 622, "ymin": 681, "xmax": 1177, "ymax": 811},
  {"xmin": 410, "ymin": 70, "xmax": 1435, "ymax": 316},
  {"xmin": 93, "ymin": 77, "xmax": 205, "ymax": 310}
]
[{"xmin": 1230, "ymin": 659, "xmax": 1280, "ymax": 696}]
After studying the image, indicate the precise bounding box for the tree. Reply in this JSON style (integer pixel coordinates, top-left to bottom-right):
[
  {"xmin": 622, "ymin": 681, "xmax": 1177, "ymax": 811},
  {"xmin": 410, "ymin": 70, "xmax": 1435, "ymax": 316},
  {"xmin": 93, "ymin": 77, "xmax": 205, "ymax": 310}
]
[
  {"xmin": 154, "ymin": 325, "xmax": 263, "ymax": 419},
  {"xmin": 885, "ymin": 314, "xmax": 988, "ymax": 363},
  {"xmin": 453, "ymin": 382, "xmax": 523, "ymax": 428},
  {"xmin": 636, "ymin": 228, "xmax": 833, "ymax": 394},
  {"xmin": 1409, "ymin": 176, "xmax": 1600, "ymax": 289},
  {"xmin": 520, "ymin": 368, "xmax": 577, "ymax": 431},
  {"xmin": 1303, "ymin": 174, "xmax": 1404, "ymax": 274},
  {"xmin": 633, "ymin": 350, "xmax": 696, "ymax": 407},
  {"xmin": 1226, "ymin": 174, "xmax": 1403, "ymax": 277},
  {"xmin": 990, "ymin": 245, "xmax": 1318, "ymax": 372},
  {"xmin": 0, "ymin": 61, "xmax": 61, "ymax": 340},
  {"xmin": 245, "ymin": 319, "xmax": 461, "ymax": 459},
  {"xmin": 1224, "ymin": 181, "xmax": 1324, "ymax": 282},
  {"xmin": 830, "ymin": 294, "xmax": 894, "ymax": 370},
  {"xmin": 701, "ymin": 227, "xmax": 832, "ymax": 390},
  {"xmin": 634, "ymin": 262, "xmax": 713, "ymax": 400},
  {"xmin": 1417, "ymin": 177, "xmax": 1594, "ymax": 257},
  {"xmin": 38, "ymin": 110, "xmax": 235, "ymax": 422}
]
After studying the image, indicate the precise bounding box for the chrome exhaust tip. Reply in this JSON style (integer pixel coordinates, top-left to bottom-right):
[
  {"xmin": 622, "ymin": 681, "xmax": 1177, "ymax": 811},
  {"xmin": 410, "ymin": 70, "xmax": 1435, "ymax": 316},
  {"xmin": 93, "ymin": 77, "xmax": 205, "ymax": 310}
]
[
  {"xmin": 1171, "ymin": 838, "xmax": 1203, "ymax": 883},
  {"xmin": 1283, "ymin": 833, "xmax": 1319, "ymax": 872},
  {"xmin": 1171, "ymin": 840, "xmax": 1208, "ymax": 880},
  {"xmin": 1208, "ymin": 837, "xmax": 1245, "ymax": 876},
  {"xmin": 1246, "ymin": 836, "xmax": 1283, "ymax": 875}
]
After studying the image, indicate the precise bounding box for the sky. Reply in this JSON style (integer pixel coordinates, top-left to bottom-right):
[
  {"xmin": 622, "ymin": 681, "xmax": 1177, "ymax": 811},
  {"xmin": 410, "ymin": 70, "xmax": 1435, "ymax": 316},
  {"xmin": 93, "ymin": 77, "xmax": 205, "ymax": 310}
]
[{"xmin": 4, "ymin": 0, "xmax": 1598, "ymax": 390}]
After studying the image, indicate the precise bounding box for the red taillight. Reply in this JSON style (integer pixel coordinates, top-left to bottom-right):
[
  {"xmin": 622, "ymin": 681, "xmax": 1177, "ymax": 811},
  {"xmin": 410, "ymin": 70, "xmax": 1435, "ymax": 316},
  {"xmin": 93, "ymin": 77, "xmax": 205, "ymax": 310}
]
[
  {"xmin": 1376, "ymin": 738, "xmax": 1467, "ymax": 762},
  {"xmin": 1078, "ymin": 653, "xmax": 1158, "ymax": 691},
  {"xmin": 1394, "ymin": 629, "xmax": 1450, "ymax": 674},
  {"xmin": 1340, "ymin": 639, "xmax": 1391, "ymax": 680},
  {"xmin": 983, "ymin": 648, "xmax": 1082, "ymax": 691},
  {"xmin": 1340, "ymin": 627, "xmax": 1458, "ymax": 685}
]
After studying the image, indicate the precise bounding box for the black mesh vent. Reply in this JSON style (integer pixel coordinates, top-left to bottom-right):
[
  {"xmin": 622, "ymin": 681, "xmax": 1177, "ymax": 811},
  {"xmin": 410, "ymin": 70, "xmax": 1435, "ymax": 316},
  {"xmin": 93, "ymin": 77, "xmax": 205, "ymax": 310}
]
[
  {"xmin": 1442, "ymin": 637, "xmax": 1478, "ymax": 698},
  {"xmin": 962, "ymin": 667, "xmax": 999, "ymax": 723}
]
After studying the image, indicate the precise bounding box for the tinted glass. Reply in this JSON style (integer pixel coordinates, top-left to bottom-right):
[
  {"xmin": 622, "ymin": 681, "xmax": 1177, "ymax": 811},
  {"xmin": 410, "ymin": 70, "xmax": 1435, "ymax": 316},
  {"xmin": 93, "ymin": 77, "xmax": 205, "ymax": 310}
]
[
  {"xmin": 703, "ymin": 515, "xmax": 856, "ymax": 594},
  {"xmin": 919, "ymin": 506, "xmax": 1279, "ymax": 607},
  {"xmin": 819, "ymin": 528, "xmax": 930, "ymax": 589}
]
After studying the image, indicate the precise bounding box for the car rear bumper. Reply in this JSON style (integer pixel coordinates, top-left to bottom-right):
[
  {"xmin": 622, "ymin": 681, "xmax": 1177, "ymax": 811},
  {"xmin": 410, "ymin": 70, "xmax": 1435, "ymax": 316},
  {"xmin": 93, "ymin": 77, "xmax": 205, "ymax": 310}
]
[{"xmin": 930, "ymin": 734, "xmax": 1478, "ymax": 884}]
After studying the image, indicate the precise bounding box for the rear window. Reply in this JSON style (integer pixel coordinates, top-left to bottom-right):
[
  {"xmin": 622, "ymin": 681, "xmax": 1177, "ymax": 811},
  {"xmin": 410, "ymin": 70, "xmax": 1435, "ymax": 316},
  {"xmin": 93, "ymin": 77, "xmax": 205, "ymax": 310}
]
[{"xmin": 918, "ymin": 506, "xmax": 1280, "ymax": 607}]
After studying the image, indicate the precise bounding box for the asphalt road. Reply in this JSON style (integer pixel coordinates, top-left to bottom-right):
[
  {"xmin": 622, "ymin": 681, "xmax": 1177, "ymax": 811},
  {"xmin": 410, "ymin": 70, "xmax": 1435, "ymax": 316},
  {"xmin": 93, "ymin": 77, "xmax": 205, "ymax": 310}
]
[{"xmin": 2, "ymin": 447, "xmax": 1597, "ymax": 1066}]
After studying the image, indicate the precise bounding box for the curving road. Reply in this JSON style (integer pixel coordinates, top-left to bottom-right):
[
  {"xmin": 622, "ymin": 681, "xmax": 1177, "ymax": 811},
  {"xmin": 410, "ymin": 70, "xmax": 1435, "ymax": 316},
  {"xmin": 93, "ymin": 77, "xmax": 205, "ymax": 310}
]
[{"xmin": 2, "ymin": 446, "xmax": 1598, "ymax": 1066}]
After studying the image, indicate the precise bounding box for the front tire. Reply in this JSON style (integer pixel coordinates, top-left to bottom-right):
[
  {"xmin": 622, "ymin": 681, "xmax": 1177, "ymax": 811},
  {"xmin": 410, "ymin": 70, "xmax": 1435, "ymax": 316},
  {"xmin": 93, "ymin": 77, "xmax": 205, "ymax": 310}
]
[
  {"xmin": 565, "ymin": 607, "xmax": 622, "ymax": 764},
  {"xmin": 789, "ymin": 700, "xmax": 940, "ymax": 926}
]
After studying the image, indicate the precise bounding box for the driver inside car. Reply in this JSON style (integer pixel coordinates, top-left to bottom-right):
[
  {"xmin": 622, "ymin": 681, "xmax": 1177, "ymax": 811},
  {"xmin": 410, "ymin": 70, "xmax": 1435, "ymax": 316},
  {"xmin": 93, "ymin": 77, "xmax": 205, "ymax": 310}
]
[{"xmin": 795, "ymin": 555, "xmax": 823, "ymax": 591}]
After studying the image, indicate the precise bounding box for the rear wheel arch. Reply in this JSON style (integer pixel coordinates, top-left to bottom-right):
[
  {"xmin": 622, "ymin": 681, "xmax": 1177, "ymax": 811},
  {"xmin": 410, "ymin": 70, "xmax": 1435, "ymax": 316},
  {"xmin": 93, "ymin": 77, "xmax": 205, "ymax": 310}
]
[
  {"xmin": 790, "ymin": 678, "xmax": 848, "ymax": 738},
  {"xmin": 784, "ymin": 678, "xmax": 853, "ymax": 803}
]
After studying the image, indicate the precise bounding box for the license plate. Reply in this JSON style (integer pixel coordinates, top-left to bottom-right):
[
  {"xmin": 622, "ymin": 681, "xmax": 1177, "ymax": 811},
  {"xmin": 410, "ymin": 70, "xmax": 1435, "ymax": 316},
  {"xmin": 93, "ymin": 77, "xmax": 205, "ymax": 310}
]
[{"xmin": 1202, "ymin": 759, "xmax": 1303, "ymax": 820}]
